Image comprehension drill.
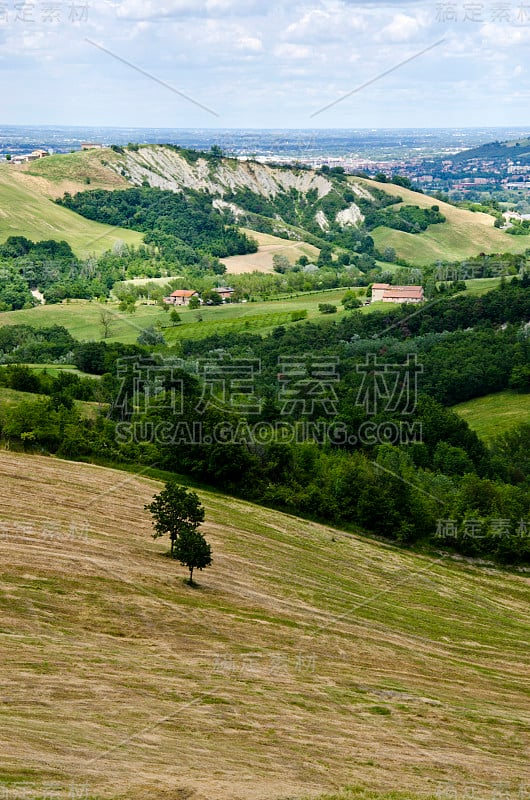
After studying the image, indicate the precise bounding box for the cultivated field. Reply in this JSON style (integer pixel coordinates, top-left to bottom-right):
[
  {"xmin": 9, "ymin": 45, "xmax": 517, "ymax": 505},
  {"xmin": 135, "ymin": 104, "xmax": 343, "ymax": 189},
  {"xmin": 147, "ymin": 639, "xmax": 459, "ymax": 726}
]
[
  {"xmin": 221, "ymin": 229, "xmax": 320, "ymax": 274},
  {"xmin": 360, "ymin": 178, "xmax": 530, "ymax": 266},
  {"xmin": 0, "ymin": 277, "xmax": 511, "ymax": 348},
  {"xmin": 453, "ymin": 390, "xmax": 530, "ymax": 441},
  {"xmin": 0, "ymin": 452, "xmax": 528, "ymax": 800}
]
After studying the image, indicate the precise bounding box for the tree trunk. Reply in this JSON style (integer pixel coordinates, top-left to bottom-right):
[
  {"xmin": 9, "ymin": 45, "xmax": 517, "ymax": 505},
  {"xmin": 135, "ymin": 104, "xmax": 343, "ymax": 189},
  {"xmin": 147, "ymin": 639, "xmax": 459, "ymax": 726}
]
[{"xmin": 189, "ymin": 566, "xmax": 194, "ymax": 584}]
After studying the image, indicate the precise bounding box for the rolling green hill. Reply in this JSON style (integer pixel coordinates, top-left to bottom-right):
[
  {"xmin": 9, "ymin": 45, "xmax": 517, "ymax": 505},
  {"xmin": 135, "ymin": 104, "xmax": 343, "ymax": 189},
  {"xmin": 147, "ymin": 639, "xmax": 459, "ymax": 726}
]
[
  {"xmin": 450, "ymin": 137, "xmax": 530, "ymax": 165},
  {"xmin": 0, "ymin": 161, "xmax": 143, "ymax": 256},
  {"xmin": 0, "ymin": 452, "xmax": 528, "ymax": 800},
  {"xmin": 23, "ymin": 147, "xmax": 127, "ymax": 191},
  {"xmin": 0, "ymin": 278, "xmax": 508, "ymax": 347},
  {"xmin": 360, "ymin": 178, "xmax": 530, "ymax": 266},
  {"xmin": 4, "ymin": 147, "xmax": 526, "ymax": 268}
]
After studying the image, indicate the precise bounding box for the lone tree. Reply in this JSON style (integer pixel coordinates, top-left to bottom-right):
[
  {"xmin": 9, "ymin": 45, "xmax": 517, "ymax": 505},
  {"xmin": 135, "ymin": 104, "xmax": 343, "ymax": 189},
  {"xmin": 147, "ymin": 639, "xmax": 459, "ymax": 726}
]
[
  {"xmin": 173, "ymin": 528, "xmax": 212, "ymax": 585},
  {"xmin": 99, "ymin": 307, "xmax": 116, "ymax": 339},
  {"xmin": 145, "ymin": 479, "xmax": 208, "ymax": 553}
]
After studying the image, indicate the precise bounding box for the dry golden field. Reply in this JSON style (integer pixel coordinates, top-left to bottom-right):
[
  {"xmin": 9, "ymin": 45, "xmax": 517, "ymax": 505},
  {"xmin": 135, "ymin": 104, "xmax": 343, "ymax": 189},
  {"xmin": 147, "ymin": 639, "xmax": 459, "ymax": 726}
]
[
  {"xmin": 221, "ymin": 229, "xmax": 320, "ymax": 274},
  {"xmin": 0, "ymin": 452, "xmax": 528, "ymax": 800}
]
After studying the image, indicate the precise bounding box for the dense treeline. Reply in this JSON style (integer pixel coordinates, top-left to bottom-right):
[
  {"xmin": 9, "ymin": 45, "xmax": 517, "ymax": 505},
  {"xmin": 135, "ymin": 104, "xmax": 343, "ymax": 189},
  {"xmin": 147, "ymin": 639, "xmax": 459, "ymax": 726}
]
[
  {"xmin": 0, "ymin": 236, "xmax": 148, "ymax": 308},
  {"xmin": 0, "ymin": 323, "xmax": 145, "ymax": 377},
  {"xmin": 0, "ymin": 232, "xmax": 239, "ymax": 310},
  {"xmin": 57, "ymin": 187, "xmax": 258, "ymax": 260},
  {"xmin": 0, "ymin": 324, "xmax": 77, "ymax": 361},
  {"xmin": 0, "ymin": 364, "xmax": 99, "ymax": 403},
  {"xmin": 1, "ymin": 280, "xmax": 530, "ymax": 564},
  {"xmin": 363, "ymin": 204, "xmax": 445, "ymax": 233}
]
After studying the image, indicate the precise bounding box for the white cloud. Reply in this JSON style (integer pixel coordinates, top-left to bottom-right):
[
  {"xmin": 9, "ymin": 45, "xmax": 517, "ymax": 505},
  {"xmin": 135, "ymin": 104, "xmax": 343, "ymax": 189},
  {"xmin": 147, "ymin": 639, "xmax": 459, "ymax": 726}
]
[
  {"xmin": 284, "ymin": 5, "xmax": 366, "ymax": 44},
  {"xmin": 378, "ymin": 12, "xmax": 425, "ymax": 42},
  {"xmin": 479, "ymin": 22, "xmax": 530, "ymax": 47},
  {"xmin": 0, "ymin": 0, "xmax": 529, "ymax": 127},
  {"xmin": 114, "ymin": 0, "xmax": 268, "ymax": 20},
  {"xmin": 274, "ymin": 43, "xmax": 312, "ymax": 60},
  {"xmin": 236, "ymin": 36, "xmax": 263, "ymax": 52}
]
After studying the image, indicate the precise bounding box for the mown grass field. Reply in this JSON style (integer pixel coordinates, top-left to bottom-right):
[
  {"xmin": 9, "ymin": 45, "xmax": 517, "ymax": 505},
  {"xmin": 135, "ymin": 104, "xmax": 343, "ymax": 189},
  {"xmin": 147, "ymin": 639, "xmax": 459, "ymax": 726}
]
[
  {"xmin": 453, "ymin": 390, "xmax": 530, "ymax": 442},
  {"xmin": 221, "ymin": 228, "xmax": 321, "ymax": 274},
  {"xmin": 0, "ymin": 451, "xmax": 528, "ymax": 800},
  {"xmin": 457, "ymin": 277, "xmax": 505, "ymax": 296},
  {"xmin": 0, "ymin": 300, "xmax": 163, "ymax": 343},
  {"xmin": 0, "ymin": 162, "xmax": 143, "ymax": 256},
  {"xmin": 359, "ymin": 178, "xmax": 530, "ymax": 266}
]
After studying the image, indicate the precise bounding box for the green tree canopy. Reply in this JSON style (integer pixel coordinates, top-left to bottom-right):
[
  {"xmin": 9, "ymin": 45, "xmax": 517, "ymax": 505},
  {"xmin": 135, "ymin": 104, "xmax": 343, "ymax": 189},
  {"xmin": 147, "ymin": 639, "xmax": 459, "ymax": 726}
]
[
  {"xmin": 173, "ymin": 528, "xmax": 212, "ymax": 585},
  {"xmin": 145, "ymin": 482, "xmax": 205, "ymax": 555}
]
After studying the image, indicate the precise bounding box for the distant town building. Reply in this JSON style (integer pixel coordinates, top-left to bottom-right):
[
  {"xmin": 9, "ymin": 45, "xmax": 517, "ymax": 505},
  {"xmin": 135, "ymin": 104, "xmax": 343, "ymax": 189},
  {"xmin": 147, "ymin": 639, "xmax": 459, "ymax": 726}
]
[
  {"xmin": 371, "ymin": 284, "xmax": 425, "ymax": 304},
  {"xmin": 502, "ymin": 180, "xmax": 530, "ymax": 190},
  {"xmin": 212, "ymin": 287, "xmax": 234, "ymax": 301},
  {"xmin": 507, "ymin": 165, "xmax": 530, "ymax": 174},
  {"xmin": 163, "ymin": 290, "xmax": 200, "ymax": 307},
  {"xmin": 10, "ymin": 149, "xmax": 50, "ymax": 164}
]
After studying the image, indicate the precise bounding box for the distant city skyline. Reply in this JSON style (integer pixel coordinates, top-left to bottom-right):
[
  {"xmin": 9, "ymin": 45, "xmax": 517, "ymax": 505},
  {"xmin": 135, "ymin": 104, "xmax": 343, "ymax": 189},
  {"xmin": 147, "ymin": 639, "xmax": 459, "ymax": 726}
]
[
  {"xmin": 2, "ymin": 126, "xmax": 530, "ymax": 164},
  {"xmin": 1, "ymin": 1, "xmax": 530, "ymax": 129}
]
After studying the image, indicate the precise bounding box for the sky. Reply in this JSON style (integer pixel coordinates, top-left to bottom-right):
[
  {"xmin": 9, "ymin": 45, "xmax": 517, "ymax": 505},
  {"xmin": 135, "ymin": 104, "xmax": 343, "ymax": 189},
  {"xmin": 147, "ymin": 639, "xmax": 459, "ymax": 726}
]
[{"xmin": 1, "ymin": 0, "xmax": 530, "ymax": 129}]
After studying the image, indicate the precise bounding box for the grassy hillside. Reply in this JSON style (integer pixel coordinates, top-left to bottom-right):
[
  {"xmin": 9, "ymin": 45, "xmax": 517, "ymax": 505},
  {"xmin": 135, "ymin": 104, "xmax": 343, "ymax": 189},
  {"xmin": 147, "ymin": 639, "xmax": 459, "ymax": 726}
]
[
  {"xmin": 0, "ymin": 452, "xmax": 528, "ymax": 799},
  {"xmin": 358, "ymin": 178, "xmax": 530, "ymax": 266},
  {"xmin": 0, "ymin": 162, "xmax": 143, "ymax": 256},
  {"xmin": 0, "ymin": 300, "xmax": 163, "ymax": 343},
  {"xmin": 453, "ymin": 390, "xmax": 530, "ymax": 442},
  {"xmin": 23, "ymin": 148, "xmax": 127, "ymax": 195}
]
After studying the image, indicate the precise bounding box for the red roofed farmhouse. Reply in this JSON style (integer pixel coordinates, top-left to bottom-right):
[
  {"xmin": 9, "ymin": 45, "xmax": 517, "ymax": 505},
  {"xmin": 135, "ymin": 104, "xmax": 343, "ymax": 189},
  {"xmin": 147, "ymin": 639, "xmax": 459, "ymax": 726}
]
[
  {"xmin": 371, "ymin": 283, "xmax": 391, "ymax": 302},
  {"xmin": 163, "ymin": 290, "xmax": 200, "ymax": 307},
  {"xmin": 371, "ymin": 284, "xmax": 424, "ymax": 304}
]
